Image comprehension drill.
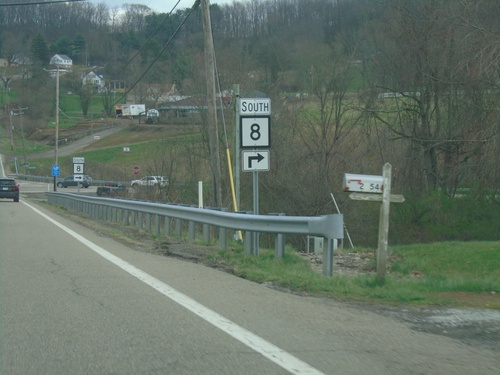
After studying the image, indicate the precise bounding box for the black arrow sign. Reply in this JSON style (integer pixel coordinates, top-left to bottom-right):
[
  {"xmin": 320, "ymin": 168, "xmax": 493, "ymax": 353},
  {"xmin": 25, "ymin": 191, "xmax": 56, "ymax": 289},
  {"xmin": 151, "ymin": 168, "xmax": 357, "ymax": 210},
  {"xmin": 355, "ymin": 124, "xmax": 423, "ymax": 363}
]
[{"xmin": 248, "ymin": 153, "xmax": 264, "ymax": 168}]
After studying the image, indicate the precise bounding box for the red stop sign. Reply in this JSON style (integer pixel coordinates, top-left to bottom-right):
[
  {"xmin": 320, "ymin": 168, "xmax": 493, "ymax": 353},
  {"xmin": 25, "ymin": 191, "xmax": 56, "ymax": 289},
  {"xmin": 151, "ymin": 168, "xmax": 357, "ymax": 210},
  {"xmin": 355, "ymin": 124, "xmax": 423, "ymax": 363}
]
[{"xmin": 133, "ymin": 166, "xmax": 140, "ymax": 175}]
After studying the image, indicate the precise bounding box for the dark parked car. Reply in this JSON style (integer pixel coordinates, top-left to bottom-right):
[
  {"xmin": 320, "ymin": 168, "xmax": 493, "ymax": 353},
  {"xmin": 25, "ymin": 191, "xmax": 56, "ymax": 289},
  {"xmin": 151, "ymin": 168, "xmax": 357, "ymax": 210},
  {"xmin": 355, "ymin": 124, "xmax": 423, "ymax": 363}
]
[
  {"xmin": 0, "ymin": 178, "xmax": 20, "ymax": 202},
  {"xmin": 57, "ymin": 175, "xmax": 92, "ymax": 188},
  {"xmin": 96, "ymin": 182, "xmax": 127, "ymax": 197}
]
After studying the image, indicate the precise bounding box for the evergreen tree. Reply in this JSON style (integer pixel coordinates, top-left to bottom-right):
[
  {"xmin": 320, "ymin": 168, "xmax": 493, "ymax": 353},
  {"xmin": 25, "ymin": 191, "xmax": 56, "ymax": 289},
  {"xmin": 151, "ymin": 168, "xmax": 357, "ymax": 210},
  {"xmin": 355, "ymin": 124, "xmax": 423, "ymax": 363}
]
[
  {"xmin": 72, "ymin": 35, "xmax": 86, "ymax": 64},
  {"xmin": 30, "ymin": 33, "xmax": 50, "ymax": 66}
]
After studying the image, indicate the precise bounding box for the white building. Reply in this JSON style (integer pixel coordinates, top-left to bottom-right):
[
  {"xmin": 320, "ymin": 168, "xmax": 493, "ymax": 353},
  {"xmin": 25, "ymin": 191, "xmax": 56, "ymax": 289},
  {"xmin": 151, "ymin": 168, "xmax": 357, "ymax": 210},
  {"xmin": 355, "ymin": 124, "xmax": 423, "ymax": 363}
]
[{"xmin": 50, "ymin": 54, "xmax": 73, "ymax": 68}]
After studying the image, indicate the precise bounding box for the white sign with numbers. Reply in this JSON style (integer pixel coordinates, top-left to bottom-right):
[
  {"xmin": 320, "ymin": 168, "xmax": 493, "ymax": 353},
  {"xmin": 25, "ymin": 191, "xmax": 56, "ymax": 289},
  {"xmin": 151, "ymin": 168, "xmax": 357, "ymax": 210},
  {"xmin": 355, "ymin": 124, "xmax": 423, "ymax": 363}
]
[
  {"xmin": 343, "ymin": 173, "xmax": 383, "ymax": 193},
  {"xmin": 240, "ymin": 116, "xmax": 270, "ymax": 149},
  {"xmin": 73, "ymin": 163, "xmax": 84, "ymax": 174},
  {"xmin": 73, "ymin": 156, "xmax": 85, "ymax": 175}
]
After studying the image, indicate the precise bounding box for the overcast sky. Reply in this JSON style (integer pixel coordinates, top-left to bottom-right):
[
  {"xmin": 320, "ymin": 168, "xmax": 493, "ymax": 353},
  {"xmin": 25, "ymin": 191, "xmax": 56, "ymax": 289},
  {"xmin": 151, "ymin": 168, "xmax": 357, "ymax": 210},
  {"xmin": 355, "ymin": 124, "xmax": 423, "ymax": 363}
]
[{"xmin": 88, "ymin": 0, "xmax": 241, "ymax": 14}]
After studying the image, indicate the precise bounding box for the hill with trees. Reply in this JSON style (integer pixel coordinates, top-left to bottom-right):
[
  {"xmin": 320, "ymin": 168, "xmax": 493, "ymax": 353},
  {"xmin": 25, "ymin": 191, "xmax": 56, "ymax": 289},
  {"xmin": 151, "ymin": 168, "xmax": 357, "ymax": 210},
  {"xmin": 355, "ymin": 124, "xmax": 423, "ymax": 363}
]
[{"xmin": 1, "ymin": 0, "xmax": 498, "ymax": 246}]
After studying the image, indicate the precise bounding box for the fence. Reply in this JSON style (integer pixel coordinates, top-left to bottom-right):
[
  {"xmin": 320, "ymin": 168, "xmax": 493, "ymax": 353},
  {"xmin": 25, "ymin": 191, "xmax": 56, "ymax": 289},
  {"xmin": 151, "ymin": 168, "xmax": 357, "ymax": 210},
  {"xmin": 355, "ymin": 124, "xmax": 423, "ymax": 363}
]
[{"xmin": 46, "ymin": 192, "xmax": 344, "ymax": 276}]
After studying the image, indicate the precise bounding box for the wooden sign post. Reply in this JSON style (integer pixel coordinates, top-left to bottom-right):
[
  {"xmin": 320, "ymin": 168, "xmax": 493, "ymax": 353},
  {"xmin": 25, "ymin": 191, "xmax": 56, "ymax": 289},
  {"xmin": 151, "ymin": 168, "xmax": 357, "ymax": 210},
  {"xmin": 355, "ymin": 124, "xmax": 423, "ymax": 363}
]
[
  {"xmin": 377, "ymin": 163, "xmax": 392, "ymax": 284},
  {"xmin": 346, "ymin": 163, "xmax": 404, "ymax": 284}
]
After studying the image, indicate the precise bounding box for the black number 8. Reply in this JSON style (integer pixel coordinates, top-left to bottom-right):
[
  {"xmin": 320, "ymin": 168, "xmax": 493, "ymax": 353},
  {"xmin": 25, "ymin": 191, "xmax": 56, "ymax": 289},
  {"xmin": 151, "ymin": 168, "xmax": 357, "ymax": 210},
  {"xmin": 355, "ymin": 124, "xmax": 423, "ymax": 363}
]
[{"xmin": 250, "ymin": 123, "xmax": 261, "ymax": 141}]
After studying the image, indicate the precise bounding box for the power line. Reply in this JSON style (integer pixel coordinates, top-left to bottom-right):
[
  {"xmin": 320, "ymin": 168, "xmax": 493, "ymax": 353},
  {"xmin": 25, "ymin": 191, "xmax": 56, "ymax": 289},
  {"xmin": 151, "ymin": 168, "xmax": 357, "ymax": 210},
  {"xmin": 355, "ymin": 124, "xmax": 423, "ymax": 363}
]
[
  {"xmin": 123, "ymin": 0, "xmax": 182, "ymax": 70},
  {"xmin": 0, "ymin": 0, "xmax": 85, "ymax": 7},
  {"xmin": 114, "ymin": 0, "xmax": 201, "ymax": 105}
]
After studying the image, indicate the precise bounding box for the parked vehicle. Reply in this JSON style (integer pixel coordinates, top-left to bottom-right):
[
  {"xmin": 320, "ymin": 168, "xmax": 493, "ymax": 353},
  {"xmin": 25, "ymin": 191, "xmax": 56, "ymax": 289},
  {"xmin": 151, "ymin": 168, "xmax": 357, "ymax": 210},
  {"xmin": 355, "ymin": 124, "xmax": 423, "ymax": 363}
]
[
  {"xmin": 0, "ymin": 178, "xmax": 20, "ymax": 202},
  {"xmin": 97, "ymin": 182, "xmax": 127, "ymax": 197},
  {"xmin": 57, "ymin": 175, "xmax": 92, "ymax": 188},
  {"xmin": 115, "ymin": 104, "xmax": 146, "ymax": 118},
  {"xmin": 131, "ymin": 176, "xmax": 168, "ymax": 188}
]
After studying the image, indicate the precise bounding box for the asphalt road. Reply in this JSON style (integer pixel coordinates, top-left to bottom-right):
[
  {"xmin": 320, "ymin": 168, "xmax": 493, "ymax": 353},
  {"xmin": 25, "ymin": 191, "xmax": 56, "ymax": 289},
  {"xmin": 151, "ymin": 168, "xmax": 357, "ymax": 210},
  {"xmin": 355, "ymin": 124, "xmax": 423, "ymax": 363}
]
[
  {"xmin": 1, "ymin": 193, "xmax": 499, "ymax": 374},
  {"xmin": 26, "ymin": 124, "xmax": 126, "ymax": 160}
]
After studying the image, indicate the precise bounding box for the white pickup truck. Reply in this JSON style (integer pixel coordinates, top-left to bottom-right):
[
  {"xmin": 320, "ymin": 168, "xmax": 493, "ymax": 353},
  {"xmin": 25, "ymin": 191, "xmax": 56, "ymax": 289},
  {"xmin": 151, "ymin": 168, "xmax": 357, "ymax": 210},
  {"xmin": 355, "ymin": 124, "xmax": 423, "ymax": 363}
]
[{"xmin": 131, "ymin": 176, "xmax": 168, "ymax": 188}]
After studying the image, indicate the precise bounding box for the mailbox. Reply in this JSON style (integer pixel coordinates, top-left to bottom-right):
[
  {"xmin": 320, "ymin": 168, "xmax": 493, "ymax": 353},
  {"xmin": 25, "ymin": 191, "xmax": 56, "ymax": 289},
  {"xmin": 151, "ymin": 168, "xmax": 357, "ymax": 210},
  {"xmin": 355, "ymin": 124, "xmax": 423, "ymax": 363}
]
[{"xmin": 343, "ymin": 173, "xmax": 384, "ymax": 193}]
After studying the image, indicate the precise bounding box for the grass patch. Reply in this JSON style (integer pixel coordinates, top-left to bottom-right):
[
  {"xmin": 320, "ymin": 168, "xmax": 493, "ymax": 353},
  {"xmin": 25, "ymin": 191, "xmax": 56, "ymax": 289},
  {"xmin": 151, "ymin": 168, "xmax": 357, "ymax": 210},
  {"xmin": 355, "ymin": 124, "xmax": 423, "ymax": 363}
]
[{"xmin": 209, "ymin": 241, "xmax": 500, "ymax": 308}]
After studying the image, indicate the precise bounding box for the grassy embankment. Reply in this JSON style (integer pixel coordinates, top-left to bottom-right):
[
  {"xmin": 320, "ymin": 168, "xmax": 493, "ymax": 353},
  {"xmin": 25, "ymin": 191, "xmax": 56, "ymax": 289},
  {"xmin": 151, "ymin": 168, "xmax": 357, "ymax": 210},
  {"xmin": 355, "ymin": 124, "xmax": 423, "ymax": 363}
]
[{"xmin": 207, "ymin": 241, "xmax": 500, "ymax": 308}]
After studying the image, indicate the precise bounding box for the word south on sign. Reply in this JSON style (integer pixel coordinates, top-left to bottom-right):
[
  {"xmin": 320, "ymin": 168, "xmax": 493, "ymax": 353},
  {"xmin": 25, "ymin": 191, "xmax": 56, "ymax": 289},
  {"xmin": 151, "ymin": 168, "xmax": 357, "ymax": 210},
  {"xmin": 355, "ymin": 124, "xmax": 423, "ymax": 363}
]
[{"xmin": 239, "ymin": 98, "xmax": 271, "ymax": 116}]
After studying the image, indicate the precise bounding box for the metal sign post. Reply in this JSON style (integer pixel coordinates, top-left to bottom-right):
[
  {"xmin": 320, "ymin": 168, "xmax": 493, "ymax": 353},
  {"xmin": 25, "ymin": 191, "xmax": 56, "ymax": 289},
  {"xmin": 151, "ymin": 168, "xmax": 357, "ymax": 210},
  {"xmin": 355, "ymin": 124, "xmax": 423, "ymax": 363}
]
[{"xmin": 252, "ymin": 170, "xmax": 259, "ymax": 255}]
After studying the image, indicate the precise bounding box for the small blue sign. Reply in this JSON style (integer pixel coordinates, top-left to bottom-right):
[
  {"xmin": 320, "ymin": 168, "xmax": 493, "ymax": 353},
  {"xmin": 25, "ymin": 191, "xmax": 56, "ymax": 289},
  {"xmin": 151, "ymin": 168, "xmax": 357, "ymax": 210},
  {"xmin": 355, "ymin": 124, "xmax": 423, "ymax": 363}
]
[{"xmin": 52, "ymin": 164, "xmax": 60, "ymax": 177}]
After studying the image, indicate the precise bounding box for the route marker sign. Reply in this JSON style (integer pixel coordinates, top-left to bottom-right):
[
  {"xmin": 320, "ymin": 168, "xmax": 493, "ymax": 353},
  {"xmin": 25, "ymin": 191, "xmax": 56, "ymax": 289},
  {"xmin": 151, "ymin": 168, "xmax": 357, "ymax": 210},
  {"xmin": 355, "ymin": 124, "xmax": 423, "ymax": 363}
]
[
  {"xmin": 73, "ymin": 163, "xmax": 84, "ymax": 174},
  {"xmin": 73, "ymin": 156, "xmax": 85, "ymax": 176},
  {"xmin": 240, "ymin": 116, "xmax": 271, "ymax": 148},
  {"xmin": 242, "ymin": 150, "xmax": 269, "ymax": 172}
]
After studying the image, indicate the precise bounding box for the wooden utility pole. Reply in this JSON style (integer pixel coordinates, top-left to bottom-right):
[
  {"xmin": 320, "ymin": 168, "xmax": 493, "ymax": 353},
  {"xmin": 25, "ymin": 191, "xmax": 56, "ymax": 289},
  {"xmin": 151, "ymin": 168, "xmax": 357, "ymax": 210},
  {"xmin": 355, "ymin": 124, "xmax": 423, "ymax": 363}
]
[{"xmin": 201, "ymin": 0, "xmax": 222, "ymax": 207}]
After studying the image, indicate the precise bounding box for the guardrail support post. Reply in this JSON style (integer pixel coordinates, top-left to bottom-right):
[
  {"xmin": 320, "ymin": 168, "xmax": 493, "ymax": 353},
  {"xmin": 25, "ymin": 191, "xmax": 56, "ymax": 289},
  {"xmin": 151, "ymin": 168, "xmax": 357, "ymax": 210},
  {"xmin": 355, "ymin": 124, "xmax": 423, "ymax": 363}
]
[
  {"xmin": 268, "ymin": 213, "xmax": 286, "ymax": 258},
  {"xmin": 244, "ymin": 231, "xmax": 253, "ymax": 255},
  {"xmin": 203, "ymin": 223, "xmax": 210, "ymax": 243},
  {"xmin": 218, "ymin": 227, "xmax": 227, "ymax": 250},
  {"xmin": 175, "ymin": 219, "xmax": 182, "ymax": 237},
  {"xmin": 155, "ymin": 214, "xmax": 161, "ymax": 236},
  {"xmin": 165, "ymin": 216, "xmax": 171, "ymax": 236},
  {"xmin": 322, "ymin": 238, "xmax": 337, "ymax": 276},
  {"xmin": 138, "ymin": 212, "xmax": 143, "ymax": 230},
  {"xmin": 188, "ymin": 221, "xmax": 195, "ymax": 241},
  {"xmin": 276, "ymin": 233, "xmax": 285, "ymax": 258}
]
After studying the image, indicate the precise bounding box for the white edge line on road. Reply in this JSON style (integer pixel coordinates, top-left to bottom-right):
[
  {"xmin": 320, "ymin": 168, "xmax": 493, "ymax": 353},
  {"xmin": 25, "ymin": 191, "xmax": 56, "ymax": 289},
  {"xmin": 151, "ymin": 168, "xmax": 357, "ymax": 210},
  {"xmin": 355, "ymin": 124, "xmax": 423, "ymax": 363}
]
[{"xmin": 24, "ymin": 201, "xmax": 326, "ymax": 375}]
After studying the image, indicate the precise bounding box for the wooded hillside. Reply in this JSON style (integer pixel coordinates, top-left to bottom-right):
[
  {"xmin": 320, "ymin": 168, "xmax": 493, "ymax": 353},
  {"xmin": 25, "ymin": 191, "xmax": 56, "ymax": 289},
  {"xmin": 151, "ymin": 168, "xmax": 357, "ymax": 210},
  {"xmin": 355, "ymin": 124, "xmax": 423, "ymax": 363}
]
[{"xmin": 1, "ymin": 0, "xmax": 498, "ymax": 246}]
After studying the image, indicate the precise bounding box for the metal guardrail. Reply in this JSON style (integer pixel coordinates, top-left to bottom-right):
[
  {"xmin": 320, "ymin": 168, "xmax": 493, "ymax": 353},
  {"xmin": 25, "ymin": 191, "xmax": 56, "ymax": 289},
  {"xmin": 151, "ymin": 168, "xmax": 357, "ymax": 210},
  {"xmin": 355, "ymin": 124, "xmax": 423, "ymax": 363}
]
[
  {"xmin": 46, "ymin": 192, "xmax": 344, "ymax": 276},
  {"xmin": 16, "ymin": 174, "xmax": 126, "ymax": 187}
]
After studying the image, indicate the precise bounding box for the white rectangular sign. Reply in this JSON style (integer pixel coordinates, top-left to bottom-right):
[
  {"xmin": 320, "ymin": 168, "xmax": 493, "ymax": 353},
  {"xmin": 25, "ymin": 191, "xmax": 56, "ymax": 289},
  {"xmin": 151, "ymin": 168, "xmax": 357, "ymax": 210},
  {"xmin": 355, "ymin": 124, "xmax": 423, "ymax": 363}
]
[
  {"xmin": 239, "ymin": 98, "xmax": 271, "ymax": 115},
  {"xmin": 73, "ymin": 157, "xmax": 85, "ymax": 163},
  {"xmin": 74, "ymin": 175, "xmax": 84, "ymax": 181},
  {"xmin": 240, "ymin": 116, "xmax": 271, "ymax": 148},
  {"xmin": 242, "ymin": 150, "xmax": 270, "ymax": 172},
  {"xmin": 343, "ymin": 173, "xmax": 384, "ymax": 193}
]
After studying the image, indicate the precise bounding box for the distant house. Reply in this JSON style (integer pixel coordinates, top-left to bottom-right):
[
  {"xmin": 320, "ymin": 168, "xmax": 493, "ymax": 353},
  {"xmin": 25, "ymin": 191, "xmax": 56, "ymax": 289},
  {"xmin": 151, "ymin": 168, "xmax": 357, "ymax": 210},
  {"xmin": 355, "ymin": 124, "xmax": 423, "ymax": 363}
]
[
  {"xmin": 82, "ymin": 71, "xmax": 105, "ymax": 91},
  {"xmin": 144, "ymin": 83, "xmax": 178, "ymax": 103},
  {"xmin": 50, "ymin": 54, "xmax": 72, "ymax": 68},
  {"xmin": 157, "ymin": 95, "xmax": 208, "ymax": 123},
  {"xmin": 11, "ymin": 54, "xmax": 32, "ymax": 66}
]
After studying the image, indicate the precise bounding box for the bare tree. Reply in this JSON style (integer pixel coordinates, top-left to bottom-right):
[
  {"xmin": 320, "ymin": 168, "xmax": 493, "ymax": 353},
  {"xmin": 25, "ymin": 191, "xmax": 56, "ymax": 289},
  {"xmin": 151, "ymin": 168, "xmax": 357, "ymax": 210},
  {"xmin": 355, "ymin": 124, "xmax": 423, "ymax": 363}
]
[
  {"xmin": 293, "ymin": 41, "xmax": 364, "ymax": 190},
  {"xmin": 62, "ymin": 70, "xmax": 95, "ymax": 117},
  {"xmin": 363, "ymin": 0, "xmax": 499, "ymax": 194}
]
